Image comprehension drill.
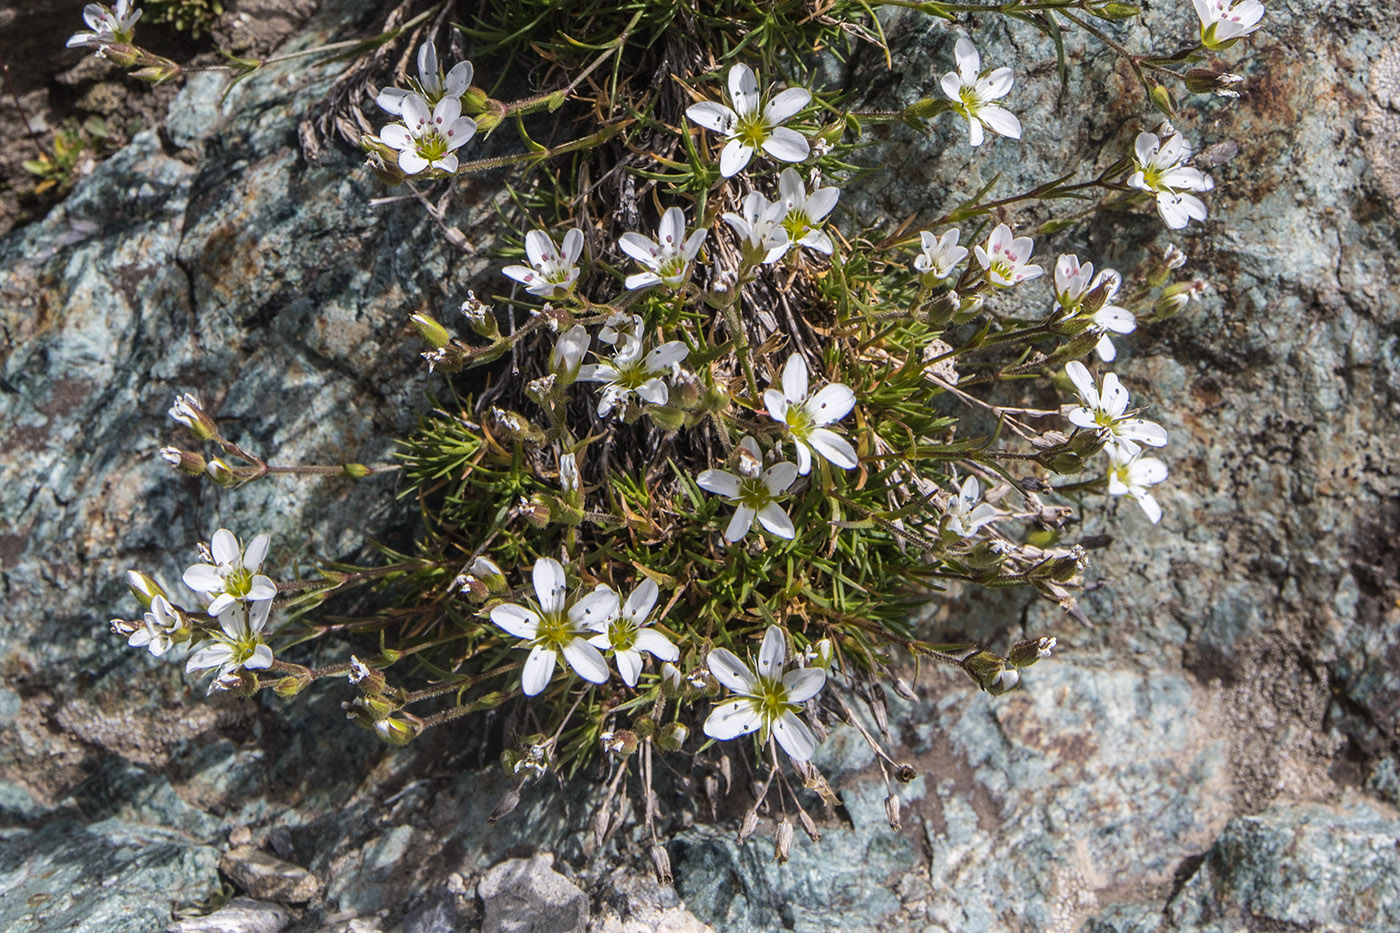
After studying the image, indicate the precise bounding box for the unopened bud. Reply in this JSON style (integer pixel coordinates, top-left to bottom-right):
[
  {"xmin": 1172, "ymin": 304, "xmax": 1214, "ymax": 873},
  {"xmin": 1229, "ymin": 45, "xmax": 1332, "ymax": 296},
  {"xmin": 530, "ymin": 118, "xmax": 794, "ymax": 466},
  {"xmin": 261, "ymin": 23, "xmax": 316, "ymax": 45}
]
[
  {"xmin": 125, "ymin": 570, "xmax": 166, "ymax": 608},
  {"xmin": 660, "ymin": 662, "xmax": 685, "ymax": 696},
  {"xmin": 469, "ymin": 557, "xmax": 506, "ymax": 593},
  {"xmin": 918, "ymin": 287, "xmax": 960, "ymax": 325},
  {"xmin": 1095, "ymin": 1, "xmax": 1140, "ymax": 18},
  {"xmin": 168, "ymin": 393, "xmax": 218, "ymax": 441},
  {"xmin": 160, "ymin": 446, "xmax": 206, "ymax": 476},
  {"xmin": 671, "ymin": 368, "xmax": 703, "ymax": 410},
  {"xmin": 1154, "ymin": 280, "xmax": 1205, "ymax": 319},
  {"xmin": 774, "ymin": 818, "xmax": 795, "ymax": 863},
  {"xmin": 656, "ymin": 722, "xmax": 689, "ymax": 751},
  {"xmin": 410, "ymin": 313, "xmax": 452, "ymax": 349},
  {"xmin": 632, "ymin": 717, "xmax": 657, "ymax": 739},
  {"xmin": 1150, "ymin": 84, "xmax": 1176, "ymax": 118},
  {"xmin": 374, "ymin": 714, "xmax": 424, "ymax": 746},
  {"xmin": 647, "ymin": 405, "xmax": 685, "ymax": 431},
  {"xmin": 1080, "ymin": 272, "xmax": 1119, "ymax": 315},
  {"xmin": 964, "ymin": 650, "xmax": 1022, "ymax": 696},
  {"xmin": 273, "ymin": 671, "xmax": 312, "ymax": 698},
  {"xmin": 205, "ymin": 457, "xmax": 239, "ymax": 487}
]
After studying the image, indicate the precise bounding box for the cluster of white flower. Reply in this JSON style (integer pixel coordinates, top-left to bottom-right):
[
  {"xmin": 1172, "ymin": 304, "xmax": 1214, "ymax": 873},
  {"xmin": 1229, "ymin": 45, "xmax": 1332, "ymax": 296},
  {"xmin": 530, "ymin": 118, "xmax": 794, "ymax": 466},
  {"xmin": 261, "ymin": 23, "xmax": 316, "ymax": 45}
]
[
  {"xmin": 373, "ymin": 41, "xmax": 479, "ymax": 176},
  {"xmin": 1064, "ymin": 361, "xmax": 1170, "ymax": 523},
  {"xmin": 112, "ymin": 529, "xmax": 278, "ymax": 693},
  {"xmin": 67, "ymin": 0, "xmax": 141, "ymax": 49}
]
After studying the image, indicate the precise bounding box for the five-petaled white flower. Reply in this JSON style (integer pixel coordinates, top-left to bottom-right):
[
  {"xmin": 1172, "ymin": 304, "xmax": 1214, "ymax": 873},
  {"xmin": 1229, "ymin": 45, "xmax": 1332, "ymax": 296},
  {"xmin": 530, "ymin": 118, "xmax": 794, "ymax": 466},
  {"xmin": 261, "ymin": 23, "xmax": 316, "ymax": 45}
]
[
  {"xmin": 67, "ymin": 0, "xmax": 141, "ymax": 48},
  {"xmin": 1064, "ymin": 361, "xmax": 1168, "ymax": 456},
  {"xmin": 686, "ymin": 63, "xmax": 811, "ymax": 178},
  {"xmin": 1053, "ymin": 255, "xmax": 1137, "ymax": 362},
  {"xmin": 763, "ymin": 353, "xmax": 858, "ymax": 475},
  {"xmin": 697, "ymin": 437, "xmax": 801, "ymax": 542},
  {"xmin": 620, "ymin": 207, "xmax": 708, "ymax": 290},
  {"xmin": 183, "ymin": 529, "xmax": 276, "ymax": 616},
  {"xmin": 377, "ymin": 39, "xmax": 474, "ymax": 115},
  {"xmin": 914, "ymin": 229, "xmax": 968, "ymax": 281},
  {"xmin": 1192, "ymin": 0, "xmax": 1265, "ymax": 49},
  {"xmin": 185, "ymin": 598, "xmax": 275, "ymax": 693},
  {"xmin": 490, "ymin": 557, "xmax": 615, "ymax": 696},
  {"xmin": 123, "ymin": 595, "xmax": 188, "ymax": 657},
  {"xmin": 1106, "ymin": 448, "xmax": 1169, "ymax": 524},
  {"xmin": 1127, "ymin": 130, "xmax": 1215, "ymax": 230},
  {"xmin": 940, "ymin": 37, "xmax": 1022, "ymax": 147},
  {"xmin": 704, "ymin": 626, "xmax": 827, "ymax": 762},
  {"xmin": 586, "ymin": 578, "xmax": 679, "ymax": 687},
  {"xmin": 504, "ymin": 229, "xmax": 584, "ymax": 298},
  {"xmin": 722, "ymin": 192, "xmax": 790, "ymax": 265},
  {"xmin": 577, "ymin": 328, "xmax": 689, "ymax": 417},
  {"xmin": 975, "ymin": 223, "xmax": 1042, "ymax": 287},
  {"xmin": 380, "ymin": 93, "xmax": 477, "ymax": 175},
  {"xmin": 776, "ymin": 168, "xmax": 839, "ymax": 255},
  {"xmin": 943, "ymin": 475, "xmax": 998, "ymax": 538}
]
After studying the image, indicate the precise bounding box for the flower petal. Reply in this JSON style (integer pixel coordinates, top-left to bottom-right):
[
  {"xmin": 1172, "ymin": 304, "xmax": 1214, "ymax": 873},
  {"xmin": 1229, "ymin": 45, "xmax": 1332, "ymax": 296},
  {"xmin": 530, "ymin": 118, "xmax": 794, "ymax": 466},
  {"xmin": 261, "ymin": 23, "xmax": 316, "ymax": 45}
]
[
  {"xmin": 570, "ymin": 585, "xmax": 620, "ymax": 630},
  {"xmin": 183, "ymin": 564, "xmax": 223, "ymax": 594},
  {"xmin": 635, "ymin": 629, "xmax": 679, "ymax": 662},
  {"xmin": 686, "ymin": 101, "xmax": 737, "ymax": 134},
  {"xmin": 808, "ymin": 428, "xmax": 858, "ymax": 470},
  {"xmin": 1117, "ymin": 419, "xmax": 1168, "ymax": 447},
  {"xmin": 756, "ymin": 502, "xmax": 795, "ymax": 539},
  {"xmin": 758, "ymin": 626, "xmax": 786, "ymax": 679},
  {"xmin": 211, "ymin": 529, "xmax": 240, "ymax": 566},
  {"xmin": 763, "ymin": 87, "xmax": 810, "ymax": 124},
  {"xmin": 1100, "ymin": 373, "xmax": 1130, "ymax": 417},
  {"xmin": 708, "ymin": 647, "xmax": 756, "ymax": 693},
  {"xmin": 772, "ymin": 711, "xmax": 818, "ymax": 761},
  {"xmin": 719, "ymin": 140, "xmax": 755, "ymax": 178},
  {"xmin": 522, "ymin": 645, "xmax": 557, "ymax": 696},
  {"xmin": 762, "ymin": 462, "xmax": 799, "ymax": 495},
  {"xmin": 491, "ymin": 603, "xmax": 541, "ymax": 639},
  {"xmin": 728, "ymin": 63, "xmax": 760, "ymax": 116},
  {"xmin": 704, "ymin": 699, "xmax": 762, "ymax": 740},
  {"xmin": 533, "ymin": 557, "xmax": 568, "ymax": 615},
  {"xmin": 807, "ymin": 383, "xmax": 856, "ymax": 424},
  {"xmin": 760, "ymin": 127, "xmax": 809, "ymax": 164},
  {"xmin": 562, "ymin": 638, "xmax": 611, "ymax": 684},
  {"xmin": 243, "ymin": 534, "xmax": 270, "ymax": 573},
  {"xmin": 614, "ymin": 647, "xmax": 643, "ymax": 687},
  {"xmin": 781, "ymin": 353, "xmax": 808, "ymax": 403},
  {"xmin": 624, "ymin": 578, "xmax": 660, "ymax": 623},
  {"xmin": 1065, "ymin": 361, "xmax": 1098, "ymax": 408},
  {"xmin": 725, "ymin": 505, "xmax": 756, "ymax": 542},
  {"xmin": 697, "ymin": 469, "xmax": 741, "ymax": 498},
  {"xmin": 784, "ymin": 667, "xmax": 827, "ymax": 703}
]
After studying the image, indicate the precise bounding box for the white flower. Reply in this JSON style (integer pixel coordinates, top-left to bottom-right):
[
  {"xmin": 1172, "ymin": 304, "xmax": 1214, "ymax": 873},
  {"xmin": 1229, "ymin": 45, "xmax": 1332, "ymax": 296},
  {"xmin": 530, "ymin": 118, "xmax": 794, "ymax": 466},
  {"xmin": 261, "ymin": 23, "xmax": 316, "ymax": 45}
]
[
  {"xmin": 686, "ymin": 64, "xmax": 811, "ymax": 177},
  {"xmin": 168, "ymin": 392, "xmax": 215, "ymax": 439},
  {"xmin": 940, "ymin": 37, "xmax": 1022, "ymax": 147},
  {"xmin": 377, "ymin": 39, "xmax": 474, "ymax": 115},
  {"xmin": 559, "ymin": 452, "xmax": 580, "ymax": 493},
  {"xmin": 703, "ymin": 626, "xmax": 827, "ymax": 762},
  {"xmin": 380, "ymin": 93, "xmax": 477, "ymax": 175},
  {"xmin": 974, "ymin": 223, "xmax": 1042, "ymax": 287},
  {"xmin": 722, "ymin": 193, "xmax": 790, "ymax": 265},
  {"xmin": 489, "ymin": 558, "xmax": 615, "ymax": 696},
  {"xmin": 1127, "ymin": 130, "xmax": 1215, "ymax": 230},
  {"xmin": 1192, "ymin": 0, "xmax": 1265, "ymax": 49},
  {"xmin": 1064, "ymin": 361, "xmax": 1168, "ymax": 456},
  {"xmin": 183, "ymin": 529, "xmax": 277, "ymax": 616},
  {"xmin": 696, "ymin": 438, "xmax": 800, "ymax": 542},
  {"xmin": 125, "ymin": 595, "xmax": 187, "ymax": 657},
  {"xmin": 1036, "ymin": 636, "xmax": 1057, "ymax": 658},
  {"xmin": 550, "ymin": 324, "xmax": 591, "ymax": 382},
  {"xmin": 763, "ymin": 353, "xmax": 858, "ymax": 475},
  {"xmin": 914, "ymin": 229, "xmax": 968, "ymax": 281},
  {"xmin": 586, "ymin": 578, "xmax": 679, "ymax": 687},
  {"xmin": 777, "ymin": 168, "xmax": 839, "ymax": 255},
  {"xmin": 185, "ymin": 598, "xmax": 275, "ymax": 693},
  {"xmin": 943, "ymin": 476, "xmax": 998, "ymax": 538},
  {"xmin": 67, "ymin": 0, "xmax": 141, "ymax": 48},
  {"xmin": 1106, "ymin": 448, "xmax": 1169, "ymax": 524},
  {"xmin": 620, "ymin": 207, "xmax": 708, "ymax": 290},
  {"xmin": 577, "ymin": 330, "xmax": 689, "ymax": 417},
  {"xmin": 991, "ymin": 667, "xmax": 1021, "ymax": 692},
  {"xmin": 1053, "ymin": 256, "xmax": 1137, "ymax": 362},
  {"xmin": 503, "ymin": 229, "xmax": 583, "ymax": 298}
]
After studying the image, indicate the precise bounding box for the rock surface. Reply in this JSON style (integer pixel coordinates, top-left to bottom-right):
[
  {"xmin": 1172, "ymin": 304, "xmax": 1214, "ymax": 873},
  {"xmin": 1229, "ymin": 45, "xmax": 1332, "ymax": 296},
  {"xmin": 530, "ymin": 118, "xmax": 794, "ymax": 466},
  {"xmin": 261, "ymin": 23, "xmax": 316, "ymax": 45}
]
[{"xmin": 1, "ymin": 1, "xmax": 1398, "ymax": 932}]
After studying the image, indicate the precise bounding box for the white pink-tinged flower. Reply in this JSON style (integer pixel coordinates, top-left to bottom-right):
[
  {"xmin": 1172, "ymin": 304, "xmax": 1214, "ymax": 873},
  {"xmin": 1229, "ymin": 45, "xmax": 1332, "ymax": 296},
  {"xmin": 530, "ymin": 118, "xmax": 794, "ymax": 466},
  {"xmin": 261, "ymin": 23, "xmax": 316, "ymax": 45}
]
[
  {"xmin": 1192, "ymin": 0, "xmax": 1265, "ymax": 49},
  {"xmin": 686, "ymin": 64, "xmax": 810, "ymax": 177},
  {"xmin": 1064, "ymin": 361, "xmax": 1168, "ymax": 456},
  {"xmin": 587, "ymin": 578, "xmax": 679, "ymax": 687},
  {"xmin": 620, "ymin": 207, "xmax": 707, "ymax": 290},
  {"xmin": 974, "ymin": 223, "xmax": 1042, "ymax": 287},
  {"xmin": 577, "ymin": 329, "xmax": 690, "ymax": 417},
  {"xmin": 1128, "ymin": 130, "xmax": 1215, "ymax": 230},
  {"xmin": 914, "ymin": 229, "xmax": 968, "ymax": 281},
  {"xmin": 489, "ymin": 558, "xmax": 615, "ymax": 696},
  {"xmin": 1106, "ymin": 448, "xmax": 1169, "ymax": 524},
  {"xmin": 550, "ymin": 324, "xmax": 591, "ymax": 382},
  {"xmin": 943, "ymin": 476, "xmax": 998, "ymax": 538},
  {"xmin": 697, "ymin": 437, "xmax": 800, "ymax": 542},
  {"xmin": 763, "ymin": 353, "xmax": 857, "ymax": 475},
  {"xmin": 776, "ymin": 168, "xmax": 839, "ymax": 255},
  {"xmin": 67, "ymin": 0, "xmax": 141, "ymax": 48},
  {"xmin": 1053, "ymin": 255, "xmax": 1137, "ymax": 362},
  {"xmin": 121, "ymin": 595, "xmax": 188, "ymax": 657},
  {"xmin": 380, "ymin": 93, "xmax": 477, "ymax": 175},
  {"xmin": 185, "ymin": 598, "xmax": 274, "ymax": 693},
  {"xmin": 377, "ymin": 39, "xmax": 474, "ymax": 115},
  {"xmin": 940, "ymin": 37, "xmax": 1021, "ymax": 147},
  {"xmin": 703, "ymin": 626, "xmax": 827, "ymax": 762},
  {"xmin": 503, "ymin": 229, "xmax": 584, "ymax": 298},
  {"xmin": 183, "ymin": 529, "xmax": 276, "ymax": 617},
  {"xmin": 722, "ymin": 192, "xmax": 790, "ymax": 265}
]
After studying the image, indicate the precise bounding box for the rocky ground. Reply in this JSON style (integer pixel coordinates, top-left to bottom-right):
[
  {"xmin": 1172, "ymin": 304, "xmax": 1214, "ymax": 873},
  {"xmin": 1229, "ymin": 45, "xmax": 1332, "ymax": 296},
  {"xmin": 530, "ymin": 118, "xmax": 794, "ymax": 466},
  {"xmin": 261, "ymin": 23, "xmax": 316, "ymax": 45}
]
[{"xmin": 1, "ymin": 0, "xmax": 1398, "ymax": 931}]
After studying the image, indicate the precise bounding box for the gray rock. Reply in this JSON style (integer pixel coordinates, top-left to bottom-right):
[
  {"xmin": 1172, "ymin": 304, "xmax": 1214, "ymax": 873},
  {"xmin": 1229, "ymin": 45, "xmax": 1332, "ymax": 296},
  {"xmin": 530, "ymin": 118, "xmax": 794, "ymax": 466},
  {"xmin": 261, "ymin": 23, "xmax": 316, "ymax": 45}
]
[
  {"xmin": 219, "ymin": 845, "xmax": 321, "ymax": 904},
  {"xmin": 478, "ymin": 853, "xmax": 589, "ymax": 933},
  {"xmin": 170, "ymin": 898, "xmax": 293, "ymax": 933}
]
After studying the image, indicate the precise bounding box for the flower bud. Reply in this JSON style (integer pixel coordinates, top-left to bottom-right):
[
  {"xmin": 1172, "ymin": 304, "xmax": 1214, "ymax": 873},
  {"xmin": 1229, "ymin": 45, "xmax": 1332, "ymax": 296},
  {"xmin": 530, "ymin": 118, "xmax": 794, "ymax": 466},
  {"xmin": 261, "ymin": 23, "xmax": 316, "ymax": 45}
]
[
  {"xmin": 273, "ymin": 671, "xmax": 312, "ymax": 698},
  {"xmin": 1185, "ymin": 69, "xmax": 1245, "ymax": 99},
  {"xmin": 550, "ymin": 324, "xmax": 590, "ymax": 384},
  {"xmin": 160, "ymin": 446, "xmax": 207, "ymax": 476},
  {"xmin": 1154, "ymin": 280, "xmax": 1206, "ymax": 319},
  {"xmin": 656, "ymin": 722, "xmax": 688, "ymax": 751},
  {"xmin": 917, "ymin": 288, "xmax": 960, "ymax": 325},
  {"xmin": 473, "ymin": 98, "xmax": 507, "ymax": 134},
  {"xmin": 963, "ymin": 650, "xmax": 1021, "ymax": 696},
  {"xmin": 125, "ymin": 570, "xmax": 166, "ymax": 609},
  {"xmin": 670, "ymin": 368, "xmax": 703, "ymax": 410},
  {"xmin": 374, "ymin": 714, "xmax": 424, "ymax": 746},
  {"xmin": 459, "ymin": 291, "xmax": 500, "ymax": 339},
  {"xmin": 410, "ymin": 312, "xmax": 452, "ymax": 349},
  {"xmin": 460, "ymin": 86, "xmax": 490, "ymax": 113},
  {"xmin": 169, "ymin": 393, "xmax": 218, "ymax": 441},
  {"xmin": 469, "ymin": 557, "xmax": 507, "ymax": 593},
  {"xmin": 647, "ymin": 405, "xmax": 685, "ymax": 431},
  {"xmin": 1094, "ymin": 1, "xmax": 1140, "ymax": 18},
  {"xmin": 1010, "ymin": 636, "xmax": 1058, "ymax": 668},
  {"xmin": 205, "ymin": 457, "xmax": 239, "ymax": 487},
  {"xmin": 660, "ymin": 662, "xmax": 685, "ymax": 696},
  {"xmin": 632, "ymin": 717, "xmax": 657, "ymax": 739},
  {"xmin": 701, "ymin": 382, "xmax": 731, "ymax": 414},
  {"xmin": 1150, "ymin": 84, "xmax": 1176, "ymax": 118}
]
